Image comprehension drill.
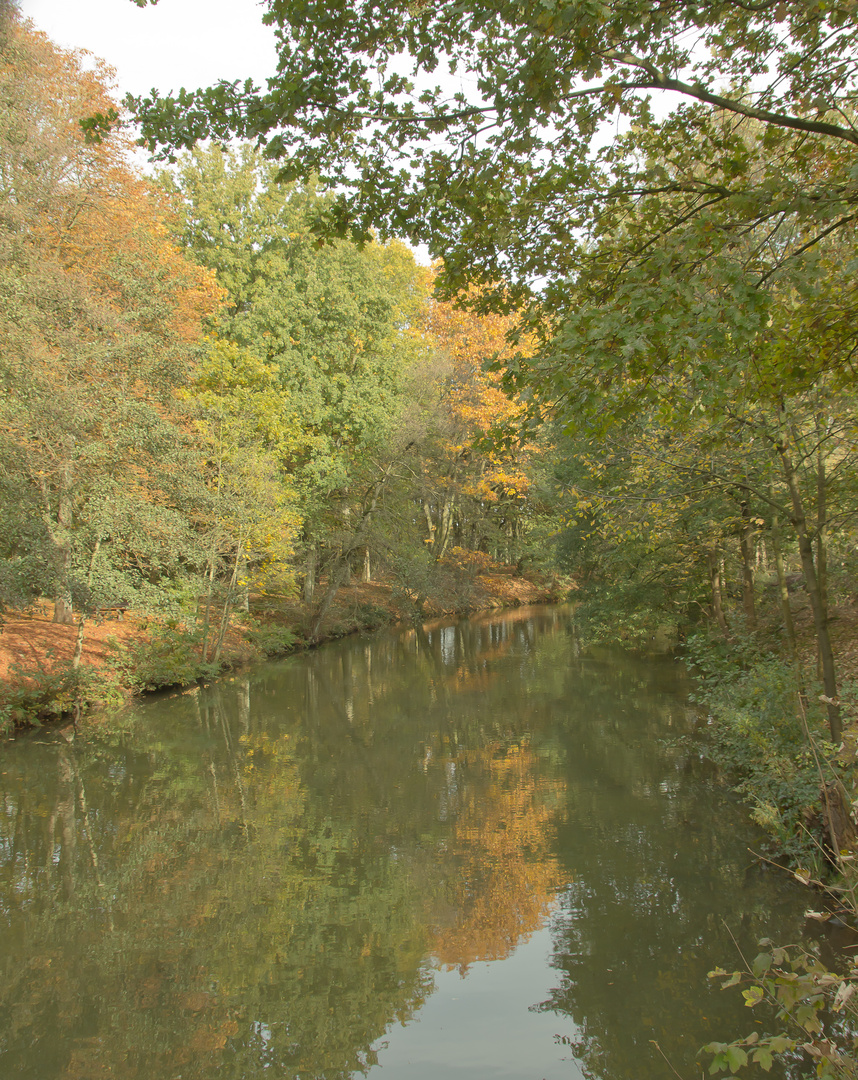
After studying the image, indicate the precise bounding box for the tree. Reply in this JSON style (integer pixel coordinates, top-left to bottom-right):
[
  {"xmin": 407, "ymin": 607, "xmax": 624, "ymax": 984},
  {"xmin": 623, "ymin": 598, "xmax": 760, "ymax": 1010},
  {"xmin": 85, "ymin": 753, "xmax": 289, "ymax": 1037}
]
[
  {"xmin": 162, "ymin": 145, "xmax": 433, "ymax": 612},
  {"xmin": 534, "ymin": 204, "xmax": 858, "ymax": 740},
  {"xmin": 187, "ymin": 341, "xmax": 302, "ymax": 661},
  {"xmin": 0, "ymin": 15, "xmax": 220, "ymax": 623},
  {"xmin": 431, "ymin": 740, "xmax": 564, "ymax": 974},
  {"xmin": 417, "ymin": 291, "xmax": 538, "ymax": 562},
  {"xmin": 127, "ymin": 0, "xmax": 858, "ymax": 316}
]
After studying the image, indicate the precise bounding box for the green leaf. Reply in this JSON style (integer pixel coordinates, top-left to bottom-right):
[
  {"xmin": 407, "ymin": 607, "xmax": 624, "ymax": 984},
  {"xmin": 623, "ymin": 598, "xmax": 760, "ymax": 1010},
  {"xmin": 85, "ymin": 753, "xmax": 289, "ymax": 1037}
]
[
  {"xmin": 752, "ymin": 1047, "xmax": 773, "ymax": 1072},
  {"xmin": 752, "ymin": 952, "xmax": 772, "ymax": 977}
]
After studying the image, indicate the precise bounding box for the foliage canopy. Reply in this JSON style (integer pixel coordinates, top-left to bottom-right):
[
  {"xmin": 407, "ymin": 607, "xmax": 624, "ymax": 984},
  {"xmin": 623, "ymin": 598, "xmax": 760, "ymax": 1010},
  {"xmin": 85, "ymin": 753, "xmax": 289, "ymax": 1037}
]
[{"xmin": 128, "ymin": 0, "xmax": 858, "ymax": 309}]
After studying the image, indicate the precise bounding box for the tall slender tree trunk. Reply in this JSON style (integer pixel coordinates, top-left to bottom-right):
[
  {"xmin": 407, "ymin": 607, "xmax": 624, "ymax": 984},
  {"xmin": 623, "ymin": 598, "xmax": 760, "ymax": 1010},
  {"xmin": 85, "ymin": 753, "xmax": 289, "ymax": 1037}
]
[
  {"xmin": 433, "ymin": 494, "xmax": 456, "ymax": 559},
  {"xmin": 816, "ymin": 441, "xmax": 829, "ymax": 681},
  {"xmin": 51, "ymin": 456, "xmax": 75, "ymax": 624},
  {"xmin": 756, "ymin": 537, "xmax": 768, "ymax": 573},
  {"xmin": 203, "ymin": 449, "xmax": 224, "ymax": 664},
  {"xmin": 770, "ymin": 517, "xmax": 798, "ymax": 661},
  {"xmin": 422, "ymin": 500, "xmax": 436, "ymax": 547},
  {"xmin": 71, "ymin": 615, "xmax": 86, "ymax": 670},
  {"xmin": 213, "ymin": 538, "xmax": 243, "ymax": 665},
  {"xmin": 778, "ymin": 430, "xmax": 841, "ymax": 742},
  {"xmin": 200, "ymin": 548, "xmax": 217, "ymax": 664},
  {"xmin": 739, "ymin": 499, "xmax": 757, "ymax": 630},
  {"xmin": 238, "ymin": 556, "xmax": 250, "ymax": 613},
  {"xmin": 303, "ymin": 543, "xmax": 318, "ymax": 603},
  {"xmin": 707, "ymin": 550, "xmax": 731, "ymax": 641},
  {"xmin": 51, "ymin": 526, "xmax": 74, "ymax": 624}
]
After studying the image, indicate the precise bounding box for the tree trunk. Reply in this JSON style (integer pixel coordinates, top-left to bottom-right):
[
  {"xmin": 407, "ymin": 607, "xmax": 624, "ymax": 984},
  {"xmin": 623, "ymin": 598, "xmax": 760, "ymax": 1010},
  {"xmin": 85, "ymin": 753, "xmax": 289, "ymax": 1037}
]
[
  {"xmin": 51, "ymin": 456, "xmax": 75, "ymax": 624},
  {"xmin": 362, "ymin": 546, "xmax": 371, "ymax": 583},
  {"xmin": 53, "ymin": 589, "xmax": 74, "ymax": 625},
  {"xmin": 434, "ymin": 494, "xmax": 456, "ymax": 559},
  {"xmin": 213, "ymin": 539, "xmax": 243, "ymax": 665},
  {"xmin": 52, "ymin": 525, "xmax": 74, "ymax": 624},
  {"xmin": 238, "ymin": 557, "xmax": 250, "ymax": 613},
  {"xmin": 770, "ymin": 518, "xmax": 798, "ymax": 661},
  {"xmin": 422, "ymin": 500, "xmax": 436, "ymax": 547},
  {"xmin": 199, "ymin": 548, "xmax": 217, "ymax": 664},
  {"xmin": 303, "ymin": 545, "xmax": 318, "ymax": 603},
  {"xmin": 309, "ymin": 469, "xmax": 392, "ymax": 641},
  {"xmin": 820, "ymin": 779, "xmax": 858, "ymax": 864},
  {"xmin": 778, "ymin": 433, "xmax": 841, "ymax": 742},
  {"xmin": 309, "ymin": 559, "xmax": 349, "ymax": 642},
  {"xmin": 816, "ymin": 443, "xmax": 829, "ymax": 680},
  {"xmin": 69, "ymin": 536, "xmax": 104, "ymax": 666},
  {"xmin": 707, "ymin": 550, "xmax": 730, "ymax": 641},
  {"xmin": 756, "ymin": 536, "xmax": 768, "ymax": 573},
  {"xmin": 71, "ymin": 615, "xmax": 86, "ymax": 669},
  {"xmin": 739, "ymin": 500, "xmax": 757, "ymax": 629}
]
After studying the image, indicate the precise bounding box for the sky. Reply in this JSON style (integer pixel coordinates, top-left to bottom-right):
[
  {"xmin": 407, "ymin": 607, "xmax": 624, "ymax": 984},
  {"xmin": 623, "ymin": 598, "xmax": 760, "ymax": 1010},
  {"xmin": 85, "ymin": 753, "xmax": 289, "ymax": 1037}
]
[
  {"xmin": 19, "ymin": 0, "xmax": 279, "ymax": 100},
  {"xmin": 18, "ymin": 0, "xmax": 435, "ymax": 262}
]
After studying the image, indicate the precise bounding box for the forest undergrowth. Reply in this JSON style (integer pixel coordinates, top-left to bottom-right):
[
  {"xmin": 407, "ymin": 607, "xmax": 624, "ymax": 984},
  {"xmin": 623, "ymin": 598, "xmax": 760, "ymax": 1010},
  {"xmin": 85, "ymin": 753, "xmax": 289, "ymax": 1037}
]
[{"xmin": 679, "ymin": 607, "xmax": 858, "ymax": 1077}]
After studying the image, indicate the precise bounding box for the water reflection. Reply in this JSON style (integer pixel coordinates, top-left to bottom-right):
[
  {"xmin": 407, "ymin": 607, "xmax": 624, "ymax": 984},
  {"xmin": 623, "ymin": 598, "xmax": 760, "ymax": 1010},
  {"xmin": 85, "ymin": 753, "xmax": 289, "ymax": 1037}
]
[{"xmin": 0, "ymin": 607, "xmax": 811, "ymax": 1079}]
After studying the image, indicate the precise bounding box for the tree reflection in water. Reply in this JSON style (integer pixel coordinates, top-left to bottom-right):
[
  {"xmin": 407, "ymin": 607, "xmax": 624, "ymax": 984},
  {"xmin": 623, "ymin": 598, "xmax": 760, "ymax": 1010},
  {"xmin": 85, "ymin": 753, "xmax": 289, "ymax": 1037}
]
[{"xmin": 0, "ymin": 607, "xmax": 810, "ymax": 1080}]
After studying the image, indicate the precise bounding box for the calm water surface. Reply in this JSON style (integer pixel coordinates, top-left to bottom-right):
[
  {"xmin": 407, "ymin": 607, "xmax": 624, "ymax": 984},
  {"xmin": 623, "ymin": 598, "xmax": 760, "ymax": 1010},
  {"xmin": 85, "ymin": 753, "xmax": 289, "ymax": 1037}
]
[{"xmin": 1, "ymin": 606, "xmax": 817, "ymax": 1079}]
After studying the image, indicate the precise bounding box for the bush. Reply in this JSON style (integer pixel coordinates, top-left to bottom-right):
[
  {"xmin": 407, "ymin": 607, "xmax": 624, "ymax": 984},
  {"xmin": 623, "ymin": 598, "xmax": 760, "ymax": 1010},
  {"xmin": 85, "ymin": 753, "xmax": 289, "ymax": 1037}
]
[
  {"xmin": 705, "ymin": 939, "xmax": 858, "ymax": 1077},
  {"xmin": 0, "ymin": 660, "xmax": 125, "ymax": 733},
  {"xmin": 109, "ymin": 621, "xmax": 221, "ymax": 691},
  {"xmin": 349, "ymin": 602, "xmax": 391, "ymax": 632},
  {"xmin": 684, "ymin": 632, "xmax": 835, "ymax": 869},
  {"xmin": 572, "ymin": 579, "xmax": 683, "ymax": 650},
  {"xmin": 244, "ymin": 621, "xmax": 298, "ymax": 656},
  {"xmin": 688, "ymin": 634, "xmax": 858, "ymax": 1078}
]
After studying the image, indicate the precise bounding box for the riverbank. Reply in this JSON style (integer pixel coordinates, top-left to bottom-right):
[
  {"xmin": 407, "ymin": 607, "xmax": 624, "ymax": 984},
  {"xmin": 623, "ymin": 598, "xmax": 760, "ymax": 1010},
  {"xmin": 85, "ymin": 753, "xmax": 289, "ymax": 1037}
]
[
  {"xmin": 0, "ymin": 565, "xmax": 567, "ymax": 733},
  {"xmin": 682, "ymin": 597, "xmax": 858, "ymax": 885}
]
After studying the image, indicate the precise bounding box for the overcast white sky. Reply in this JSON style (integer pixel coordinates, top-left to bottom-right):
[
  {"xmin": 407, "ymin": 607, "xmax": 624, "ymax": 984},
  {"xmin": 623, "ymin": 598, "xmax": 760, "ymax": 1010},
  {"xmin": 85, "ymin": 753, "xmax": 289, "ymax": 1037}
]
[{"xmin": 19, "ymin": 0, "xmax": 279, "ymax": 100}]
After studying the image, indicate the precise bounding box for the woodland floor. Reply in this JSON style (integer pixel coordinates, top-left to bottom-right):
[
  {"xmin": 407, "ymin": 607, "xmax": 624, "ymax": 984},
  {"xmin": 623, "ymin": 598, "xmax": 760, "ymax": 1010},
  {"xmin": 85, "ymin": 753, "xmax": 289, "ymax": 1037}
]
[{"xmin": 0, "ymin": 566, "xmax": 560, "ymax": 689}]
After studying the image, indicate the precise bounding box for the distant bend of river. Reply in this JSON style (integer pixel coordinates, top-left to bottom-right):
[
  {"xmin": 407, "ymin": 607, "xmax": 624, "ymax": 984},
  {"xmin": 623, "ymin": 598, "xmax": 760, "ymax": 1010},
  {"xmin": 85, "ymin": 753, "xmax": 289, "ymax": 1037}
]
[{"xmin": 0, "ymin": 605, "xmax": 823, "ymax": 1080}]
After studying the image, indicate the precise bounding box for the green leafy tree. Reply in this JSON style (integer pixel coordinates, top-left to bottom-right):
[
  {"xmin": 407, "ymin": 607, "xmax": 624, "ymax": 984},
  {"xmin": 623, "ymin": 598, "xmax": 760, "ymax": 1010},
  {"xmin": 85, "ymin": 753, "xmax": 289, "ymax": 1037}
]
[
  {"xmin": 162, "ymin": 145, "xmax": 432, "ymax": 609},
  {"xmin": 571, "ymin": 314, "xmax": 857, "ymax": 742},
  {"xmin": 188, "ymin": 341, "xmax": 302, "ymax": 661},
  {"xmin": 128, "ymin": 0, "xmax": 858, "ymax": 314}
]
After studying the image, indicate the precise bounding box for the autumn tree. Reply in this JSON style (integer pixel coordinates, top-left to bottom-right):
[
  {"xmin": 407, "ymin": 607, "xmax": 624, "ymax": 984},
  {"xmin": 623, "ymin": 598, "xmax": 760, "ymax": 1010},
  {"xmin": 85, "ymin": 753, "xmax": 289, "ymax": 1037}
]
[
  {"xmin": 431, "ymin": 741, "xmax": 564, "ymax": 974},
  {"xmin": 0, "ymin": 14, "xmax": 220, "ymax": 623},
  {"xmin": 415, "ymin": 294, "xmax": 536, "ymax": 563}
]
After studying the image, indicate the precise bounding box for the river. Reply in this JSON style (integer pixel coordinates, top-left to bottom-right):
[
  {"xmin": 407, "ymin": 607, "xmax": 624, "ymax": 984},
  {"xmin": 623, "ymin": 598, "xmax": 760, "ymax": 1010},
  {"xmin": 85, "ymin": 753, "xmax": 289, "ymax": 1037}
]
[{"xmin": 0, "ymin": 605, "xmax": 818, "ymax": 1079}]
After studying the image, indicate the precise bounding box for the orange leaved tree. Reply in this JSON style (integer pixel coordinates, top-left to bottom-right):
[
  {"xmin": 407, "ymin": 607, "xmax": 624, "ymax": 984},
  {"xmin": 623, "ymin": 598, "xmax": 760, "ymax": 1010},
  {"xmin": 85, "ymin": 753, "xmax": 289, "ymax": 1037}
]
[
  {"xmin": 418, "ymin": 290, "xmax": 536, "ymax": 564},
  {"xmin": 0, "ymin": 14, "xmax": 221, "ymax": 623}
]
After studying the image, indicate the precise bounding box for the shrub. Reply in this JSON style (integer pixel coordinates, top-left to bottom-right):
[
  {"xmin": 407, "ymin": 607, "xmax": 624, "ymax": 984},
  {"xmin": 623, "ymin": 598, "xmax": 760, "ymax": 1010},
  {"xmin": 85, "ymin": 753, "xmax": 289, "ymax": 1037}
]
[
  {"xmin": 244, "ymin": 622, "xmax": 298, "ymax": 656},
  {"xmin": 109, "ymin": 621, "xmax": 221, "ymax": 691},
  {"xmin": 705, "ymin": 939, "xmax": 858, "ymax": 1077},
  {"xmin": 350, "ymin": 602, "xmax": 391, "ymax": 632},
  {"xmin": 684, "ymin": 632, "xmax": 835, "ymax": 870},
  {"xmin": 0, "ymin": 660, "xmax": 125, "ymax": 733}
]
